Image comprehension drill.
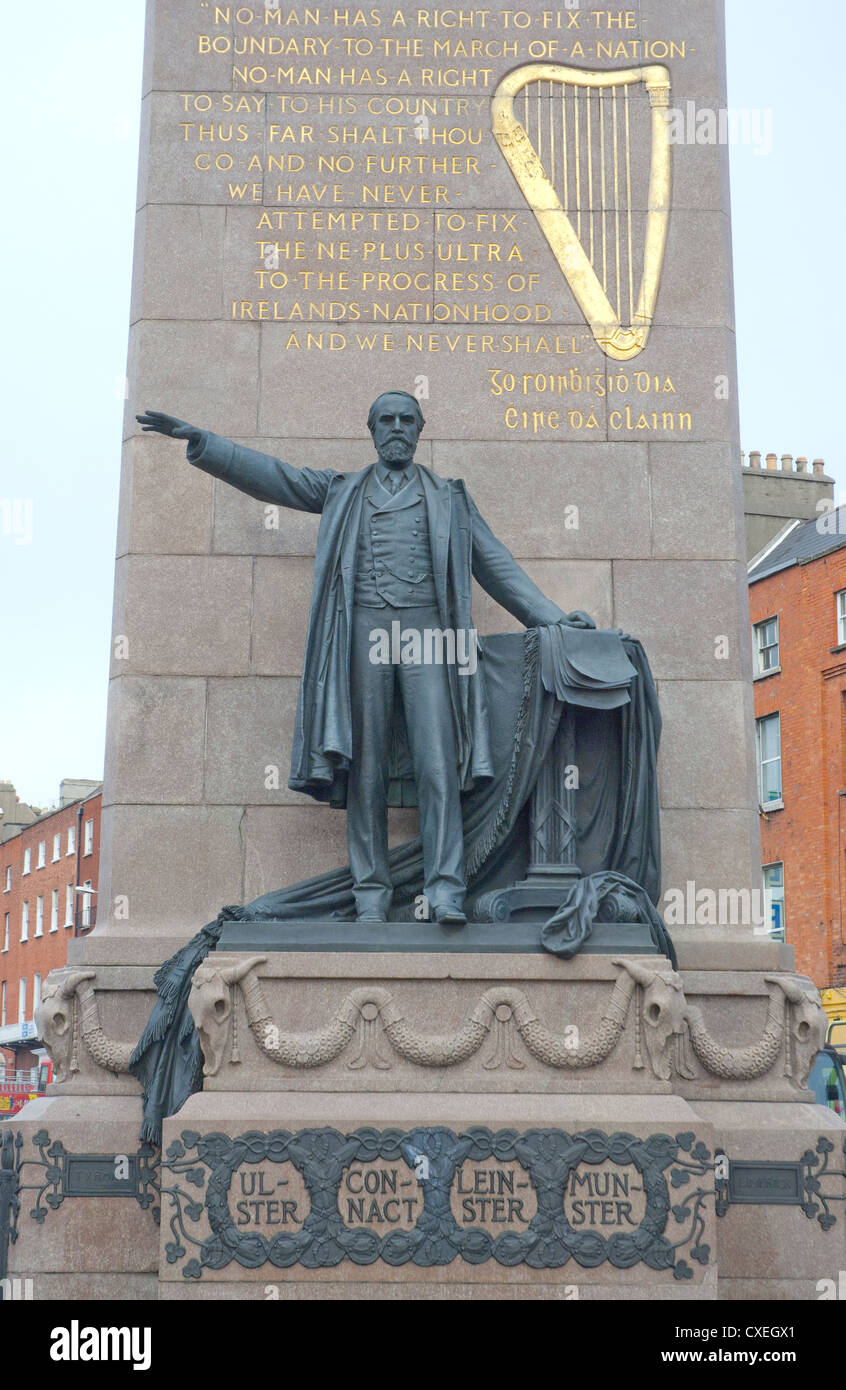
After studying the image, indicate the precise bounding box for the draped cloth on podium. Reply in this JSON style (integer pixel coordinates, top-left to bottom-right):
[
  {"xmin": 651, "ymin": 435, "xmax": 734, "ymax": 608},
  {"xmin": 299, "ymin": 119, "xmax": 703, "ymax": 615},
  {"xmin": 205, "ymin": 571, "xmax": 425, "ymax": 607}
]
[{"xmin": 130, "ymin": 628, "xmax": 664, "ymax": 1141}]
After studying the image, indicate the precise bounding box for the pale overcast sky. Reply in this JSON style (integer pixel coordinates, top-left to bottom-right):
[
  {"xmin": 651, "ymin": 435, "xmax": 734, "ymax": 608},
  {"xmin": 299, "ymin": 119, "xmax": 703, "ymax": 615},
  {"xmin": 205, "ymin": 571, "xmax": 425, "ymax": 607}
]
[{"xmin": 0, "ymin": 1, "xmax": 842, "ymax": 807}]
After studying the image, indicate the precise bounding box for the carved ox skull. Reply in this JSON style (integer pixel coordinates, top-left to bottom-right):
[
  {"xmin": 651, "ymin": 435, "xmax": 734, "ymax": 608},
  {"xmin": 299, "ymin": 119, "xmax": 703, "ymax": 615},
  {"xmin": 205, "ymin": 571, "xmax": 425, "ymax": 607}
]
[
  {"xmin": 34, "ymin": 969, "xmax": 94, "ymax": 1082},
  {"xmin": 188, "ymin": 958, "xmax": 259, "ymax": 1076},
  {"xmin": 767, "ymin": 974, "xmax": 828, "ymax": 1085},
  {"xmin": 615, "ymin": 958, "xmax": 691, "ymax": 1081}
]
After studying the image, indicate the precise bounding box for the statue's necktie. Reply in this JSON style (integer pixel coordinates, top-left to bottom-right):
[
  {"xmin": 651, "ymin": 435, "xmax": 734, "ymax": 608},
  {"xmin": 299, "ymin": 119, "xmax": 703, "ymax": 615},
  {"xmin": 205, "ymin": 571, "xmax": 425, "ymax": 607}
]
[{"xmin": 388, "ymin": 471, "xmax": 406, "ymax": 495}]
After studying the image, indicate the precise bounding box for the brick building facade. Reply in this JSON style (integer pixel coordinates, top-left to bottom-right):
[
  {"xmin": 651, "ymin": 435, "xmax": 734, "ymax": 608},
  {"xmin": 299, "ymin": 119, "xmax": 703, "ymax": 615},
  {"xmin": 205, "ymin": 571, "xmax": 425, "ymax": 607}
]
[
  {"xmin": 0, "ymin": 783, "xmax": 101, "ymax": 1077},
  {"xmin": 749, "ymin": 504, "xmax": 846, "ymax": 990}
]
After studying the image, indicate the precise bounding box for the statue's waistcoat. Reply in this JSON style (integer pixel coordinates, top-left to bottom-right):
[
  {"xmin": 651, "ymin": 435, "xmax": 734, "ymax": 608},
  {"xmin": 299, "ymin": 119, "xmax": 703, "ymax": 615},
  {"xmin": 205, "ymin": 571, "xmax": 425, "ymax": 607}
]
[{"xmin": 353, "ymin": 471, "xmax": 438, "ymax": 608}]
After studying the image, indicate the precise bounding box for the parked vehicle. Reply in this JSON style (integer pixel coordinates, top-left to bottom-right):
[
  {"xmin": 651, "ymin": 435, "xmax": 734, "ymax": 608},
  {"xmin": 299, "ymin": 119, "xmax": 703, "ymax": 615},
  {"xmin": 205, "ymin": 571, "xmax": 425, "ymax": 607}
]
[
  {"xmin": 821, "ymin": 988, "xmax": 846, "ymax": 1061},
  {"xmin": 827, "ymin": 1019, "xmax": 846, "ymax": 1061},
  {"xmin": 809, "ymin": 1045, "xmax": 846, "ymax": 1118}
]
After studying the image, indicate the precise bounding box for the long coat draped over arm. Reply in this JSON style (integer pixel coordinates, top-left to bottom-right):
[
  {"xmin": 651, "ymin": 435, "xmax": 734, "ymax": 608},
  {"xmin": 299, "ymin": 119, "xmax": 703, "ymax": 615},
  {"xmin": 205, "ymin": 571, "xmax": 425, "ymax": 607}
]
[{"xmin": 187, "ymin": 432, "xmax": 569, "ymax": 803}]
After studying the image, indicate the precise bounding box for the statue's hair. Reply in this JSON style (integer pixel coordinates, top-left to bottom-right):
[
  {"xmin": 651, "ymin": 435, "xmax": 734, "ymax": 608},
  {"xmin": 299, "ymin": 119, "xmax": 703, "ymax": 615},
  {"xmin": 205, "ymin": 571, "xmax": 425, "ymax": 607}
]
[{"xmin": 367, "ymin": 391, "xmax": 425, "ymax": 434}]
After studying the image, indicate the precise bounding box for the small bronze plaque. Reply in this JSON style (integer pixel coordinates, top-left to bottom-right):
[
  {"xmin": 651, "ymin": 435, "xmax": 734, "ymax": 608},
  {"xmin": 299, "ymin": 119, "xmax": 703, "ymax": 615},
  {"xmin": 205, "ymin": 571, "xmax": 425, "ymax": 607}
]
[
  {"xmin": 727, "ymin": 1161, "xmax": 803, "ymax": 1206},
  {"xmin": 64, "ymin": 1156, "xmax": 139, "ymax": 1198}
]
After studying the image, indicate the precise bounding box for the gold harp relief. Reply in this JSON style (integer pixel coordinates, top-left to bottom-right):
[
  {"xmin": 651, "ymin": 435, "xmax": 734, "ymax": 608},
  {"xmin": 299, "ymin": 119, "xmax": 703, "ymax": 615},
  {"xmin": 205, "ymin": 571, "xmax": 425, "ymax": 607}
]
[{"xmin": 491, "ymin": 63, "xmax": 672, "ymax": 362}]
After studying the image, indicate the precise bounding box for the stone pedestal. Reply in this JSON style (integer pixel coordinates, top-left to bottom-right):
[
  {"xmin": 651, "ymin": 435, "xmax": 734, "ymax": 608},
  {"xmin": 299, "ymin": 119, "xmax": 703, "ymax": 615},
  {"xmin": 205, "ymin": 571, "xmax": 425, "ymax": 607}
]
[
  {"xmin": 6, "ymin": 932, "xmax": 845, "ymax": 1300},
  {"xmin": 158, "ymin": 1091, "xmax": 720, "ymax": 1301}
]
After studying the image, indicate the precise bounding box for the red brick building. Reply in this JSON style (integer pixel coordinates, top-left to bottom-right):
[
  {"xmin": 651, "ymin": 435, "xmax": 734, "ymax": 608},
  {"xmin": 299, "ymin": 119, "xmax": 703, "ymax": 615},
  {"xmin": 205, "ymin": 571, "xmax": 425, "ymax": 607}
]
[
  {"xmin": 748, "ymin": 504, "xmax": 846, "ymax": 990},
  {"xmin": 0, "ymin": 781, "xmax": 101, "ymax": 1093}
]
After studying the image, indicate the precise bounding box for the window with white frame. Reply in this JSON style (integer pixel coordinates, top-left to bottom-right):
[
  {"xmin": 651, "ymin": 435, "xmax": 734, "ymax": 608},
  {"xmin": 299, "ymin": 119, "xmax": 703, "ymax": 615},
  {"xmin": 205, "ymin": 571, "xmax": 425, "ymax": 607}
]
[
  {"xmin": 22, "ymin": 847, "xmax": 31, "ymax": 875},
  {"xmin": 3, "ymin": 866, "xmax": 10, "ymax": 892},
  {"xmin": 20, "ymin": 901, "xmax": 29, "ymax": 942},
  {"xmin": 2, "ymin": 913, "xmax": 8, "ymax": 952},
  {"xmin": 36, "ymin": 840, "xmax": 46, "ymax": 869},
  {"xmin": 755, "ymin": 712, "xmax": 782, "ymax": 805},
  {"xmin": 83, "ymin": 819, "xmax": 94, "ymax": 856},
  {"xmin": 1, "ymin": 981, "xmax": 6, "ymax": 1027},
  {"xmin": 18, "ymin": 977, "xmax": 27, "ymax": 1022},
  {"xmin": 33, "ymin": 973, "xmax": 42, "ymax": 1012},
  {"xmin": 838, "ymin": 590, "xmax": 846, "ymax": 646},
  {"xmin": 753, "ymin": 616, "xmax": 779, "ymax": 674},
  {"xmin": 65, "ymin": 883, "xmax": 74, "ymax": 927},
  {"xmin": 81, "ymin": 879, "xmax": 93, "ymax": 927},
  {"xmin": 67, "ymin": 825, "xmax": 75, "ymax": 856},
  {"xmin": 35, "ymin": 895, "xmax": 44, "ymax": 937},
  {"xmin": 50, "ymin": 889, "xmax": 59, "ymax": 932},
  {"xmin": 52, "ymin": 832, "xmax": 61, "ymax": 861},
  {"xmin": 763, "ymin": 863, "xmax": 785, "ymax": 940}
]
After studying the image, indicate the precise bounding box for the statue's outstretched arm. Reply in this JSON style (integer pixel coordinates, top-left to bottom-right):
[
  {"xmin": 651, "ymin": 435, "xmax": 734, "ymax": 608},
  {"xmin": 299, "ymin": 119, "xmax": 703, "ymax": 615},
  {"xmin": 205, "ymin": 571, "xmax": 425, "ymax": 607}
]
[
  {"xmin": 468, "ymin": 495, "xmax": 595, "ymax": 630},
  {"xmin": 136, "ymin": 409, "xmax": 335, "ymax": 514}
]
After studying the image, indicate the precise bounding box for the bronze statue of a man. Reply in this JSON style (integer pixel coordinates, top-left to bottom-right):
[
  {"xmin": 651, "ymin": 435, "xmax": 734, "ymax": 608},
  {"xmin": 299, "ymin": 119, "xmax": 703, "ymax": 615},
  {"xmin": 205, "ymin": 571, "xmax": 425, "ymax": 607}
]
[{"xmin": 137, "ymin": 394, "xmax": 593, "ymax": 925}]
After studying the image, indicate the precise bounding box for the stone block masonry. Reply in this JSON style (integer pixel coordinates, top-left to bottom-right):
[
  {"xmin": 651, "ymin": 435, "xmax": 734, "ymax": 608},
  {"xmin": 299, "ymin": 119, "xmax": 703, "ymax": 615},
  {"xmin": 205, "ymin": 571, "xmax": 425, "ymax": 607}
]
[{"xmin": 100, "ymin": 0, "xmax": 760, "ymax": 940}]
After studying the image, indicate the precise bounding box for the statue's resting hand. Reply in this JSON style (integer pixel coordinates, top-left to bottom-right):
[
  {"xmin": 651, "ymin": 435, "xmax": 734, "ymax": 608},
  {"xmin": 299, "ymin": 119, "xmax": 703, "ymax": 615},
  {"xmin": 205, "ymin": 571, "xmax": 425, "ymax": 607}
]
[
  {"xmin": 559, "ymin": 611, "xmax": 596, "ymax": 629},
  {"xmin": 136, "ymin": 410, "xmax": 203, "ymax": 449},
  {"xmin": 557, "ymin": 614, "xmax": 632, "ymax": 640}
]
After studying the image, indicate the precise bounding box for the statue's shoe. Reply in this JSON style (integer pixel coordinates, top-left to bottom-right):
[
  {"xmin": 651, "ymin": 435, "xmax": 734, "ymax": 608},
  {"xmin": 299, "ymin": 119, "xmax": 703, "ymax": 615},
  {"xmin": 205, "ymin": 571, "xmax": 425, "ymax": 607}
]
[
  {"xmin": 433, "ymin": 905, "xmax": 467, "ymax": 926},
  {"xmin": 357, "ymin": 913, "xmax": 387, "ymax": 923}
]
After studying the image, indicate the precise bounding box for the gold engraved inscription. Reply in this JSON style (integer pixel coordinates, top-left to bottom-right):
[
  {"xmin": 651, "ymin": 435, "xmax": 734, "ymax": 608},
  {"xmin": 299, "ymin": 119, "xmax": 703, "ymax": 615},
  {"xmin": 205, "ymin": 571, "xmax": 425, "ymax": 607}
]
[{"xmin": 161, "ymin": 6, "xmax": 701, "ymax": 437}]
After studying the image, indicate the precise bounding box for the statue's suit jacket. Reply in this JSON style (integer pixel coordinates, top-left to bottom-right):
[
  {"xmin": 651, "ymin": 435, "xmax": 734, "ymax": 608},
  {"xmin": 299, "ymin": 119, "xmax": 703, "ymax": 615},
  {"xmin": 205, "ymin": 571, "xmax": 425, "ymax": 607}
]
[{"xmin": 188, "ymin": 432, "xmax": 568, "ymax": 804}]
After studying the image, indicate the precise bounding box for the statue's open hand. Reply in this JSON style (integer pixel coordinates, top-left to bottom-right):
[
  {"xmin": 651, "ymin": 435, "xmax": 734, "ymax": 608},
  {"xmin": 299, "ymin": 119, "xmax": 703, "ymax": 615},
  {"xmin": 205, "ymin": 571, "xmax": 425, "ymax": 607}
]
[{"xmin": 136, "ymin": 410, "xmax": 202, "ymax": 447}]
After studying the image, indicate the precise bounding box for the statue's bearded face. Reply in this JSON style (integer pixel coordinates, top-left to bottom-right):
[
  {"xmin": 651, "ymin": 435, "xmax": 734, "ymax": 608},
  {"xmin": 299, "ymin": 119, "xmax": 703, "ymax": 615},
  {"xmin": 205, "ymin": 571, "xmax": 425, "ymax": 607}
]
[{"xmin": 369, "ymin": 393, "xmax": 421, "ymax": 468}]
